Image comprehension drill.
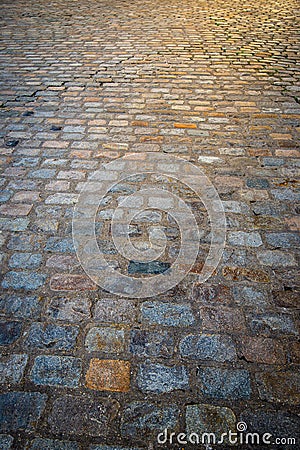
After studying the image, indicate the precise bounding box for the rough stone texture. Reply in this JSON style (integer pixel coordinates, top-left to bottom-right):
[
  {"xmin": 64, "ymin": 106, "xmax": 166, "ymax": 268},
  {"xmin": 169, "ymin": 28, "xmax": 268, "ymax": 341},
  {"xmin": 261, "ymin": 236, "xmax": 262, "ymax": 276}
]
[
  {"xmin": 0, "ymin": 434, "xmax": 13, "ymax": 449},
  {"xmin": 256, "ymin": 372, "xmax": 300, "ymax": 404},
  {"xmin": 30, "ymin": 355, "xmax": 82, "ymax": 387},
  {"xmin": 130, "ymin": 330, "xmax": 174, "ymax": 357},
  {"xmin": 23, "ymin": 323, "xmax": 79, "ymax": 350},
  {"xmin": 197, "ymin": 367, "xmax": 251, "ymax": 399},
  {"xmin": 0, "ymin": 392, "xmax": 47, "ymax": 432},
  {"xmin": 238, "ymin": 336, "xmax": 286, "ymax": 364},
  {"xmin": 141, "ymin": 301, "xmax": 195, "ymax": 326},
  {"xmin": 0, "ymin": 354, "xmax": 28, "ymax": 384},
  {"xmin": 121, "ymin": 402, "xmax": 180, "ymax": 439},
  {"xmin": 186, "ymin": 404, "xmax": 236, "ymax": 443},
  {"xmin": 179, "ymin": 334, "xmax": 237, "ymax": 362},
  {"xmin": 94, "ymin": 298, "xmax": 137, "ymax": 324},
  {"xmin": 0, "ymin": 0, "xmax": 299, "ymax": 446},
  {"xmin": 27, "ymin": 438, "xmax": 80, "ymax": 450},
  {"xmin": 137, "ymin": 362, "xmax": 189, "ymax": 393},
  {"xmin": 45, "ymin": 297, "xmax": 91, "ymax": 322},
  {"xmin": 85, "ymin": 327, "xmax": 125, "ymax": 353},
  {"xmin": 48, "ymin": 395, "xmax": 120, "ymax": 437},
  {"xmin": 85, "ymin": 359, "xmax": 131, "ymax": 392}
]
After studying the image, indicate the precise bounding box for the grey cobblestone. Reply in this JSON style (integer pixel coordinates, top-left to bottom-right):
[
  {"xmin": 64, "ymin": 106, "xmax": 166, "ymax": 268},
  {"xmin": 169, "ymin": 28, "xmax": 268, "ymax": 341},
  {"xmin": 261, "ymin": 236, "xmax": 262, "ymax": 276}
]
[
  {"xmin": 30, "ymin": 355, "xmax": 82, "ymax": 387},
  {"xmin": 0, "ymin": 392, "xmax": 47, "ymax": 432},
  {"xmin": 23, "ymin": 322, "xmax": 79, "ymax": 350}
]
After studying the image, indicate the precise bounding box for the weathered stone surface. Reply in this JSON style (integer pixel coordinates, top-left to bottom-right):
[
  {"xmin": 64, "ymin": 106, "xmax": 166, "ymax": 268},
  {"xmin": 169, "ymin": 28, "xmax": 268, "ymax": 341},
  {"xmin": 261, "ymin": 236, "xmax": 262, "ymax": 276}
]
[
  {"xmin": 192, "ymin": 283, "xmax": 232, "ymax": 305},
  {"xmin": 186, "ymin": 404, "xmax": 236, "ymax": 443},
  {"xmin": 0, "ymin": 321, "xmax": 23, "ymax": 345},
  {"xmin": 45, "ymin": 237, "xmax": 75, "ymax": 253},
  {"xmin": 94, "ymin": 298, "xmax": 137, "ymax": 323},
  {"xmin": 85, "ymin": 359, "xmax": 130, "ymax": 392},
  {"xmin": 247, "ymin": 312, "xmax": 298, "ymax": 335},
  {"xmin": 2, "ymin": 271, "xmax": 47, "ymax": 290},
  {"xmin": 85, "ymin": 327, "xmax": 125, "ymax": 353},
  {"xmin": 121, "ymin": 402, "xmax": 180, "ymax": 439},
  {"xmin": 228, "ymin": 231, "xmax": 263, "ymax": 247},
  {"xmin": 128, "ymin": 261, "xmax": 170, "ymax": 274},
  {"xmin": 30, "ymin": 355, "xmax": 82, "ymax": 387},
  {"xmin": 256, "ymin": 371, "xmax": 300, "ymax": 404},
  {"xmin": 130, "ymin": 329, "xmax": 174, "ymax": 357},
  {"xmin": 266, "ymin": 232, "xmax": 300, "ymax": 248},
  {"xmin": 232, "ymin": 285, "xmax": 269, "ymax": 308},
  {"xmin": 137, "ymin": 362, "xmax": 189, "ymax": 393},
  {"xmin": 8, "ymin": 252, "xmax": 42, "ymax": 269},
  {"xmin": 257, "ymin": 250, "xmax": 296, "ymax": 267},
  {"xmin": 23, "ymin": 322, "xmax": 79, "ymax": 350},
  {"xmin": 50, "ymin": 275, "xmax": 97, "ymax": 291},
  {"xmin": 48, "ymin": 395, "xmax": 119, "ymax": 436},
  {"xmin": 197, "ymin": 367, "xmax": 251, "ymax": 399},
  {"xmin": 200, "ymin": 306, "xmax": 246, "ymax": 333},
  {"xmin": 179, "ymin": 334, "xmax": 236, "ymax": 361},
  {"xmin": 0, "ymin": 392, "xmax": 47, "ymax": 432},
  {"xmin": 240, "ymin": 409, "xmax": 300, "ymax": 443},
  {"xmin": 141, "ymin": 301, "xmax": 195, "ymax": 326},
  {"xmin": 28, "ymin": 438, "xmax": 79, "ymax": 450},
  {"xmin": 0, "ymin": 434, "xmax": 13, "ymax": 449},
  {"xmin": 0, "ymin": 354, "xmax": 28, "ymax": 384},
  {"xmin": 239, "ymin": 336, "xmax": 285, "ymax": 364},
  {"xmin": 0, "ymin": 294, "xmax": 42, "ymax": 319},
  {"xmin": 46, "ymin": 297, "xmax": 91, "ymax": 322}
]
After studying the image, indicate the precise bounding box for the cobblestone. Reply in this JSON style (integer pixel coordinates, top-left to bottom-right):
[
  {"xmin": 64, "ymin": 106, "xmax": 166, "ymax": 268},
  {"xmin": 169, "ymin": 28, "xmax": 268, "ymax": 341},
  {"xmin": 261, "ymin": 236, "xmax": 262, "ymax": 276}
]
[
  {"xmin": 23, "ymin": 322, "xmax": 79, "ymax": 350},
  {"xmin": 30, "ymin": 355, "xmax": 82, "ymax": 387},
  {"xmin": 137, "ymin": 362, "xmax": 189, "ymax": 393},
  {"xmin": 27, "ymin": 438, "xmax": 79, "ymax": 450},
  {"xmin": 141, "ymin": 301, "xmax": 195, "ymax": 326},
  {"xmin": 197, "ymin": 367, "xmax": 251, "ymax": 400},
  {"xmin": 0, "ymin": 321, "xmax": 23, "ymax": 345},
  {"xmin": 121, "ymin": 402, "xmax": 179, "ymax": 440},
  {"xmin": 179, "ymin": 334, "xmax": 237, "ymax": 361},
  {"xmin": 0, "ymin": 392, "xmax": 47, "ymax": 432},
  {"xmin": 186, "ymin": 404, "xmax": 236, "ymax": 444},
  {"xmin": 48, "ymin": 395, "xmax": 120, "ymax": 437},
  {"xmin": 0, "ymin": 0, "xmax": 299, "ymax": 446},
  {"xmin": 0, "ymin": 294, "xmax": 42, "ymax": 319},
  {"xmin": 0, "ymin": 354, "xmax": 28, "ymax": 384}
]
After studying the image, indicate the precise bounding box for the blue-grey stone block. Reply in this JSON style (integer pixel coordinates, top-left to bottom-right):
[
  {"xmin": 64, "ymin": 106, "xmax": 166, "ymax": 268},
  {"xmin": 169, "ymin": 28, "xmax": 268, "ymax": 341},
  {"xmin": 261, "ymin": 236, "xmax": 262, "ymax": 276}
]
[
  {"xmin": 128, "ymin": 261, "xmax": 170, "ymax": 275},
  {"xmin": 179, "ymin": 334, "xmax": 236, "ymax": 362},
  {"xmin": 197, "ymin": 367, "xmax": 251, "ymax": 399},
  {"xmin": 24, "ymin": 323, "xmax": 79, "ymax": 350},
  {"xmin": 30, "ymin": 355, "xmax": 82, "ymax": 388},
  {"xmin": 121, "ymin": 401, "xmax": 179, "ymax": 439},
  {"xmin": 45, "ymin": 237, "xmax": 75, "ymax": 253},
  {"xmin": 141, "ymin": 301, "xmax": 195, "ymax": 326},
  {"xmin": 9, "ymin": 252, "xmax": 42, "ymax": 269},
  {"xmin": 0, "ymin": 392, "xmax": 47, "ymax": 432},
  {"xmin": 0, "ymin": 295, "xmax": 42, "ymax": 319},
  {"xmin": 28, "ymin": 438, "xmax": 79, "ymax": 450},
  {"xmin": 0, "ymin": 321, "xmax": 23, "ymax": 345},
  {"xmin": 0, "ymin": 434, "xmax": 13, "ymax": 449},
  {"xmin": 137, "ymin": 362, "xmax": 189, "ymax": 393},
  {"xmin": 0, "ymin": 354, "xmax": 28, "ymax": 384},
  {"xmin": 130, "ymin": 330, "xmax": 174, "ymax": 357},
  {"xmin": 2, "ymin": 271, "xmax": 47, "ymax": 290}
]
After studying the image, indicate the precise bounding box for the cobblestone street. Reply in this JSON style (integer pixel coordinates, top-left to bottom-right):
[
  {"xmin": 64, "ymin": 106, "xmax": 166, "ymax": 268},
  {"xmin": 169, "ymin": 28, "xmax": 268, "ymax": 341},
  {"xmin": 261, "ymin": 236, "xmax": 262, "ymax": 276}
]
[{"xmin": 0, "ymin": 0, "xmax": 299, "ymax": 448}]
